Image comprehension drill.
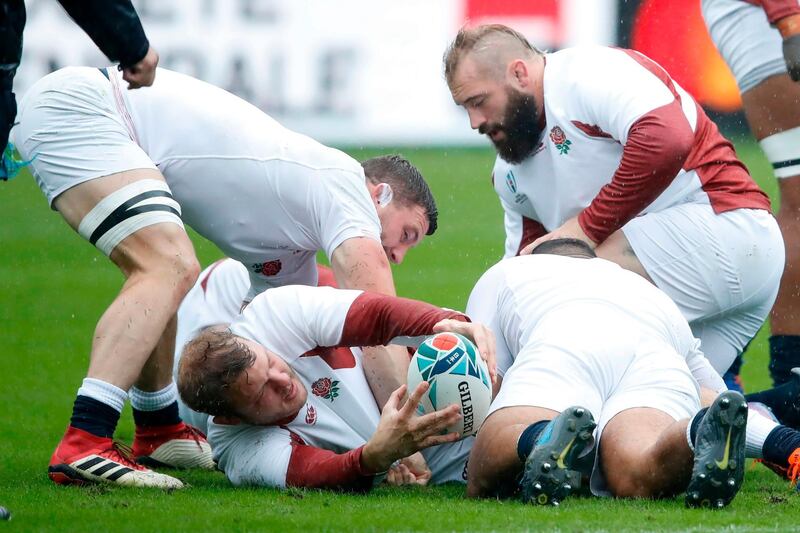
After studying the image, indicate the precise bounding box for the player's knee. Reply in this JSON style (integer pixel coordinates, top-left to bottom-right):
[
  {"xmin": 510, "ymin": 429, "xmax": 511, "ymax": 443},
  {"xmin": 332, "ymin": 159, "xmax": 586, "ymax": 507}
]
[
  {"xmin": 605, "ymin": 461, "xmax": 656, "ymax": 498},
  {"xmin": 117, "ymin": 226, "xmax": 200, "ymax": 297},
  {"xmin": 172, "ymin": 249, "xmax": 201, "ymax": 294}
]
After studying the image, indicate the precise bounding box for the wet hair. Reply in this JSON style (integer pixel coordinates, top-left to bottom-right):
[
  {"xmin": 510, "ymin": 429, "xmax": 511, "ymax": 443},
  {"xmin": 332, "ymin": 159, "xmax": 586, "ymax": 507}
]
[
  {"xmin": 177, "ymin": 327, "xmax": 256, "ymax": 417},
  {"xmin": 361, "ymin": 155, "xmax": 438, "ymax": 235},
  {"xmin": 530, "ymin": 238, "xmax": 597, "ymax": 258},
  {"xmin": 443, "ymin": 24, "xmax": 543, "ymax": 87}
]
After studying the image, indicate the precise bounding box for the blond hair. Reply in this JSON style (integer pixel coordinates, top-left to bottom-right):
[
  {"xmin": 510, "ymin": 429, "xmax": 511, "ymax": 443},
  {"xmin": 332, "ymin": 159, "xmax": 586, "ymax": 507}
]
[
  {"xmin": 177, "ymin": 327, "xmax": 256, "ymax": 417},
  {"xmin": 443, "ymin": 24, "xmax": 542, "ymax": 86}
]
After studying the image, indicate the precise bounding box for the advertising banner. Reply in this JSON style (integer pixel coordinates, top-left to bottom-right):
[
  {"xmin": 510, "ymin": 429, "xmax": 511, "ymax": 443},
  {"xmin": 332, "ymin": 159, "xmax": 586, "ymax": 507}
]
[{"xmin": 16, "ymin": 0, "xmax": 616, "ymax": 145}]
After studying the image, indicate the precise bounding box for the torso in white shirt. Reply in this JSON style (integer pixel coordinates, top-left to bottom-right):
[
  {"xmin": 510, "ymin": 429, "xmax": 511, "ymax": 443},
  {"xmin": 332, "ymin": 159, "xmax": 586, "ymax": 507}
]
[{"xmin": 116, "ymin": 68, "xmax": 381, "ymax": 296}]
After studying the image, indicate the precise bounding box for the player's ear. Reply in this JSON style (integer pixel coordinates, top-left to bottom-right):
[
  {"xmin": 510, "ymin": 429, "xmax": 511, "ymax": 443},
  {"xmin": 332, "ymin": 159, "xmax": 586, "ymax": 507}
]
[
  {"xmin": 508, "ymin": 59, "xmax": 529, "ymax": 88},
  {"xmin": 212, "ymin": 415, "xmax": 242, "ymax": 426}
]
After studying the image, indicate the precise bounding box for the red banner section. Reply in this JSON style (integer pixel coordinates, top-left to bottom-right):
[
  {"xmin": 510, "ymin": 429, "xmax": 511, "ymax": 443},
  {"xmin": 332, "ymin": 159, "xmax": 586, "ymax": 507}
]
[
  {"xmin": 632, "ymin": 0, "xmax": 742, "ymax": 112},
  {"xmin": 464, "ymin": 0, "xmax": 564, "ymax": 48}
]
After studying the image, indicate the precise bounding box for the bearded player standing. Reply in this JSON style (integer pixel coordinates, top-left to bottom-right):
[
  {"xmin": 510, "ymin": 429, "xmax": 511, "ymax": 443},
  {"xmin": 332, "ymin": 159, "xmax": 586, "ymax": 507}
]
[{"xmin": 443, "ymin": 25, "xmax": 783, "ymax": 381}]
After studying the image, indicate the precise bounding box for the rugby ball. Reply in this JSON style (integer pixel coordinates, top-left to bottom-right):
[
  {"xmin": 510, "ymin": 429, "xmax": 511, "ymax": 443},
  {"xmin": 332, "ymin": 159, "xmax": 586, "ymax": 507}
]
[{"xmin": 407, "ymin": 332, "xmax": 492, "ymax": 438}]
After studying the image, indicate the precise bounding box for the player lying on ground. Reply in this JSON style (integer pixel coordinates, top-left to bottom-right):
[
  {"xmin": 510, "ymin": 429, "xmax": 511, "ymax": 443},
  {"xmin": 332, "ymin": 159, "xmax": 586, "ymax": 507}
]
[
  {"xmin": 15, "ymin": 67, "xmax": 439, "ymax": 488},
  {"xmin": 176, "ymin": 262, "xmax": 494, "ymax": 490},
  {"xmin": 465, "ymin": 239, "xmax": 800, "ymax": 506},
  {"xmin": 703, "ymin": 0, "xmax": 800, "ymax": 404},
  {"xmin": 443, "ymin": 24, "xmax": 783, "ymax": 384}
]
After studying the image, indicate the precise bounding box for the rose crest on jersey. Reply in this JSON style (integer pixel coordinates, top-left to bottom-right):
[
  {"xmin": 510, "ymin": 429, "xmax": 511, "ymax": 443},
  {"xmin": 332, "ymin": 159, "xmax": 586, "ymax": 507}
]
[
  {"xmin": 311, "ymin": 377, "xmax": 340, "ymax": 402},
  {"xmin": 252, "ymin": 259, "xmax": 282, "ymax": 276},
  {"xmin": 549, "ymin": 126, "xmax": 572, "ymax": 155}
]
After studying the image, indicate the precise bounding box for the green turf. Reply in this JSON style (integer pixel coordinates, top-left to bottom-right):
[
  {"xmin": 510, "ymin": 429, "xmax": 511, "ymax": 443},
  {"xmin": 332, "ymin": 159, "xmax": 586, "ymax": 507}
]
[{"xmin": 0, "ymin": 143, "xmax": 798, "ymax": 532}]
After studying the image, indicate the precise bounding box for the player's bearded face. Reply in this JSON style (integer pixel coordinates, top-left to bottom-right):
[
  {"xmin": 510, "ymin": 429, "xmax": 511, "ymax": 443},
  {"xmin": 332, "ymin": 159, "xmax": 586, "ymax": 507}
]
[{"xmin": 483, "ymin": 86, "xmax": 543, "ymax": 164}]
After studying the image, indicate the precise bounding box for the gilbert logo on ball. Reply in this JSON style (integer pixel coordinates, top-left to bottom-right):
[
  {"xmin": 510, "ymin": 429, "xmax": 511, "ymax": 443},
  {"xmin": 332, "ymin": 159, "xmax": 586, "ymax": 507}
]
[{"xmin": 407, "ymin": 332, "xmax": 492, "ymax": 438}]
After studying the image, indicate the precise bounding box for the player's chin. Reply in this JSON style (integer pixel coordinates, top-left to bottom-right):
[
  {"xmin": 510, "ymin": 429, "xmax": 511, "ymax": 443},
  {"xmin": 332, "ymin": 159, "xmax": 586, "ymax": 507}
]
[{"xmin": 293, "ymin": 380, "xmax": 308, "ymax": 408}]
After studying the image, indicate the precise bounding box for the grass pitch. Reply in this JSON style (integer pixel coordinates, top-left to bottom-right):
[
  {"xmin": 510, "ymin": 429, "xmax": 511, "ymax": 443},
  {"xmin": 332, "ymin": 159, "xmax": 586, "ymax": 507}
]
[{"xmin": 0, "ymin": 144, "xmax": 797, "ymax": 532}]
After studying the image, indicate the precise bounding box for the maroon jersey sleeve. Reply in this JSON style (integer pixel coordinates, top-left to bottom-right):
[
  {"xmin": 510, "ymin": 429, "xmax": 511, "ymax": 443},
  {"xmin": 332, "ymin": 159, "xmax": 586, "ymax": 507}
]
[
  {"xmin": 750, "ymin": 0, "xmax": 800, "ymax": 24},
  {"xmin": 517, "ymin": 217, "xmax": 548, "ymax": 255},
  {"xmin": 285, "ymin": 435, "xmax": 375, "ymax": 491},
  {"xmin": 577, "ymin": 48, "xmax": 769, "ymax": 244},
  {"xmin": 316, "ymin": 264, "xmax": 339, "ymax": 288},
  {"xmin": 578, "ymin": 100, "xmax": 693, "ymax": 243},
  {"xmin": 339, "ymin": 292, "xmax": 468, "ymax": 347}
]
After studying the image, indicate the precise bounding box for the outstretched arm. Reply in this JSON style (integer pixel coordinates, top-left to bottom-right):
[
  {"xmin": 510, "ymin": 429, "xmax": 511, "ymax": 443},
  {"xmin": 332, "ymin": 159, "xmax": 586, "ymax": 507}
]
[
  {"xmin": 215, "ymin": 383, "xmax": 460, "ymax": 491},
  {"xmin": 57, "ymin": 0, "xmax": 158, "ymax": 88},
  {"xmin": 330, "ymin": 236, "xmax": 410, "ymax": 407}
]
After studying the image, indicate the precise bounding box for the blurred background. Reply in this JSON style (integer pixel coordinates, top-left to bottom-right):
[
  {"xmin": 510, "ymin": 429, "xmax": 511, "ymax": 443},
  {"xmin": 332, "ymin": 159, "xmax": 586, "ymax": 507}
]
[{"xmin": 16, "ymin": 0, "xmax": 746, "ymax": 146}]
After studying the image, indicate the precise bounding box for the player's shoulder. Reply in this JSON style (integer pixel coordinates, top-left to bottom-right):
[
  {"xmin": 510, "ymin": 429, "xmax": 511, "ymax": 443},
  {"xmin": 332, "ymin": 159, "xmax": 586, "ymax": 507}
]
[
  {"xmin": 492, "ymin": 157, "xmax": 513, "ymax": 191},
  {"xmin": 545, "ymin": 46, "xmax": 621, "ymax": 75},
  {"xmin": 545, "ymin": 46, "xmax": 659, "ymax": 87},
  {"xmin": 247, "ymin": 285, "xmax": 335, "ymax": 310}
]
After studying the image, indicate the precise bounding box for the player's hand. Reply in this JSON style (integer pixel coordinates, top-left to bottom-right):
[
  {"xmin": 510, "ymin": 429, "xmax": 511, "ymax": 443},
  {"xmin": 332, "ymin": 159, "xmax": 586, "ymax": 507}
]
[
  {"xmin": 361, "ymin": 383, "xmax": 461, "ymax": 474},
  {"xmin": 778, "ymin": 15, "xmax": 800, "ymax": 82},
  {"xmin": 399, "ymin": 452, "xmax": 432, "ymax": 485},
  {"xmin": 519, "ymin": 215, "xmax": 596, "ymax": 255},
  {"xmin": 122, "ymin": 46, "xmax": 159, "ymax": 89},
  {"xmin": 386, "ymin": 462, "xmax": 417, "ymax": 486},
  {"xmin": 385, "ymin": 454, "xmax": 431, "ymax": 486},
  {"xmin": 784, "ymin": 34, "xmax": 800, "ymax": 82},
  {"xmin": 432, "ymin": 319, "xmax": 497, "ymax": 384}
]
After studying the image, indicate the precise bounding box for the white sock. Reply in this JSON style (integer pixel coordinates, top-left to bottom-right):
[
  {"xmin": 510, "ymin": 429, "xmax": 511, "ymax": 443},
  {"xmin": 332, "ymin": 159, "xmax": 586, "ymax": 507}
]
[
  {"xmin": 746, "ymin": 407, "xmax": 780, "ymax": 459},
  {"xmin": 78, "ymin": 378, "xmax": 126, "ymax": 413},
  {"xmin": 129, "ymin": 382, "xmax": 178, "ymax": 411}
]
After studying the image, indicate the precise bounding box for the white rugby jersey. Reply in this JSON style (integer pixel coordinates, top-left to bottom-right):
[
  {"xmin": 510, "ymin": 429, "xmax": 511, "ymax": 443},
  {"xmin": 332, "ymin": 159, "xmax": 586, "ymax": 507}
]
[
  {"xmin": 465, "ymin": 254, "xmax": 721, "ymax": 390},
  {"xmin": 110, "ymin": 68, "xmax": 381, "ymax": 299},
  {"xmin": 494, "ymin": 46, "xmax": 770, "ymax": 257},
  {"xmin": 176, "ymin": 259, "xmax": 470, "ymax": 490}
]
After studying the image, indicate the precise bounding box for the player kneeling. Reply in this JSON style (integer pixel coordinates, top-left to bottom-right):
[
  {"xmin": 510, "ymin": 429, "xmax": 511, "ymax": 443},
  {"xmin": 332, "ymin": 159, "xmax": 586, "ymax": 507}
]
[{"xmin": 466, "ymin": 239, "xmax": 747, "ymax": 507}]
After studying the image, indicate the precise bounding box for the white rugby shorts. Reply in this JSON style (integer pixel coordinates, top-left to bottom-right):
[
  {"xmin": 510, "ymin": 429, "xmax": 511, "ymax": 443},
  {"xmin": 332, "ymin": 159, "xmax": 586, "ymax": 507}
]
[
  {"xmin": 489, "ymin": 305, "xmax": 700, "ymax": 432},
  {"xmin": 623, "ymin": 204, "xmax": 784, "ymax": 373},
  {"xmin": 702, "ymin": 0, "xmax": 787, "ymax": 93},
  {"xmin": 421, "ymin": 437, "xmax": 473, "ymax": 485},
  {"xmin": 488, "ymin": 305, "xmax": 700, "ymax": 496},
  {"xmin": 13, "ymin": 67, "xmax": 157, "ymax": 207}
]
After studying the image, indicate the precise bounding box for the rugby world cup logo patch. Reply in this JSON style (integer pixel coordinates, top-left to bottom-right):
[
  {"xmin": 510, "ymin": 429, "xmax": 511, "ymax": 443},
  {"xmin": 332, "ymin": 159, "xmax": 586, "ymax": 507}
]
[
  {"xmin": 549, "ymin": 126, "xmax": 572, "ymax": 155},
  {"xmin": 505, "ymin": 170, "xmax": 517, "ymax": 193}
]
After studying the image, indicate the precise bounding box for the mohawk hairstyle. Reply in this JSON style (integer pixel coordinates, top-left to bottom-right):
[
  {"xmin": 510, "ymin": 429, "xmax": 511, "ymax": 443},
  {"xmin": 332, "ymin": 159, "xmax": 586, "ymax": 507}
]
[{"xmin": 443, "ymin": 24, "xmax": 542, "ymax": 86}]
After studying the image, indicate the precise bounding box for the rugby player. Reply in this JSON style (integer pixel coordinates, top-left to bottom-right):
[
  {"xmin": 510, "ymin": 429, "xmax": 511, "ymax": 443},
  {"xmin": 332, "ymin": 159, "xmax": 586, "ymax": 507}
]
[
  {"xmin": 443, "ymin": 24, "xmax": 784, "ymax": 382},
  {"xmin": 702, "ymin": 1, "xmax": 800, "ymax": 392},
  {"xmin": 14, "ymin": 67, "xmax": 438, "ymax": 488},
  {"xmin": 465, "ymin": 239, "xmax": 800, "ymax": 506},
  {"xmin": 180, "ymin": 258, "xmax": 800, "ymax": 493},
  {"xmin": 176, "ymin": 259, "xmax": 494, "ymax": 490}
]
